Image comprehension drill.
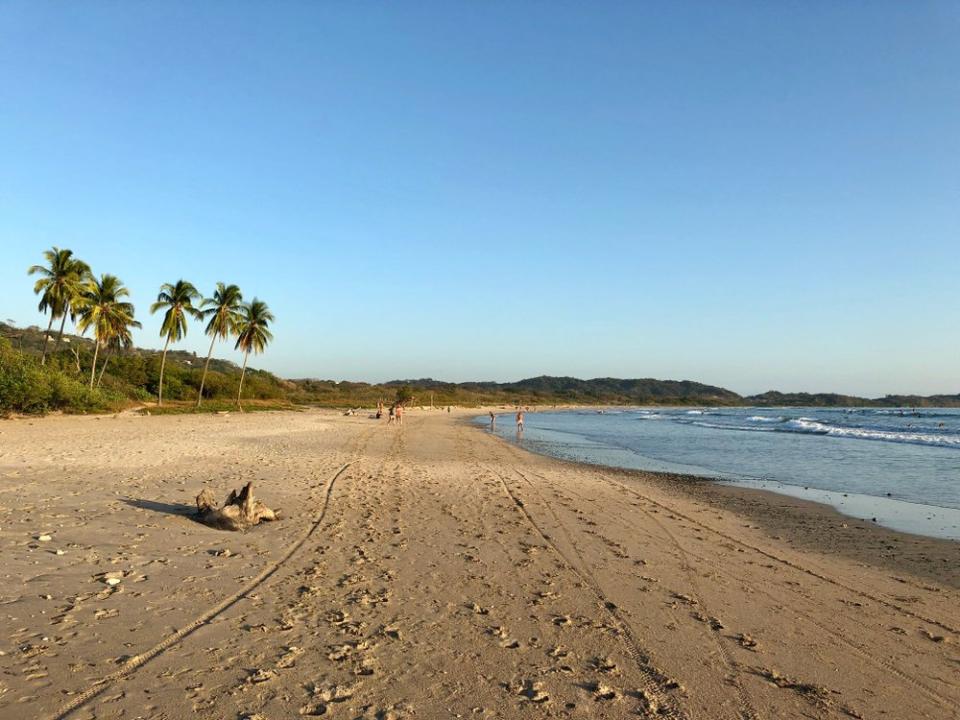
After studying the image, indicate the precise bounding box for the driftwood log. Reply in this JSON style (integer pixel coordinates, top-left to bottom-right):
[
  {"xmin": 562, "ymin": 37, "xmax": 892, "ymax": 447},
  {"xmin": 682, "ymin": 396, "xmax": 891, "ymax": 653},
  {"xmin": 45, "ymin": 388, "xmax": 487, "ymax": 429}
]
[{"xmin": 195, "ymin": 482, "xmax": 278, "ymax": 531}]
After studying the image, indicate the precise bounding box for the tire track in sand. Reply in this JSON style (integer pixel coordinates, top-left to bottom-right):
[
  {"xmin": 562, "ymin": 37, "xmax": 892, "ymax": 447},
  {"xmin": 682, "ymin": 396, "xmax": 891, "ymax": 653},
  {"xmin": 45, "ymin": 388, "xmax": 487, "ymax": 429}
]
[
  {"xmin": 512, "ymin": 465, "xmax": 761, "ymax": 720},
  {"xmin": 488, "ymin": 432, "xmax": 960, "ymax": 638},
  {"xmin": 484, "ymin": 461, "xmax": 691, "ymax": 719},
  {"xmin": 48, "ymin": 432, "xmax": 370, "ymax": 720},
  {"xmin": 515, "ymin": 458, "xmax": 960, "ymax": 717},
  {"xmin": 592, "ymin": 470, "xmax": 960, "ymax": 637}
]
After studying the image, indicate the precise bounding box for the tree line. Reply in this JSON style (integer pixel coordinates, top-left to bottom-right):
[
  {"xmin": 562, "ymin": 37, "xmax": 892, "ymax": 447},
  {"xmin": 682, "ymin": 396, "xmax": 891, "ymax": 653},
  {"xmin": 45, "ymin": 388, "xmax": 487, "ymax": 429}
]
[{"xmin": 27, "ymin": 246, "xmax": 274, "ymax": 408}]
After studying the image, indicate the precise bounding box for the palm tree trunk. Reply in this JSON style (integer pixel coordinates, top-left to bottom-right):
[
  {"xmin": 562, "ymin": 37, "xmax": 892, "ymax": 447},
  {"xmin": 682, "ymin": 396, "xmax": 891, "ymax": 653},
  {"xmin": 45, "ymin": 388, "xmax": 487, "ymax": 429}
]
[
  {"xmin": 158, "ymin": 336, "xmax": 171, "ymax": 406},
  {"xmin": 40, "ymin": 314, "xmax": 54, "ymax": 365},
  {"xmin": 96, "ymin": 348, "xmax": 113, "ymax": 388},
  {"xmin": 89, "ymin": 341, "xmax": 100, "ymax": 389},
  {"xmin": 197, "ymin": 334, "xmax": 217, "ymax": 408},
  {"xmin": 53, "ymin": 312, "xmax": 68, "ymax": 356},
  {"xmin": 236, "ymin": 351, "xmax": 250, "ymax": 410}
]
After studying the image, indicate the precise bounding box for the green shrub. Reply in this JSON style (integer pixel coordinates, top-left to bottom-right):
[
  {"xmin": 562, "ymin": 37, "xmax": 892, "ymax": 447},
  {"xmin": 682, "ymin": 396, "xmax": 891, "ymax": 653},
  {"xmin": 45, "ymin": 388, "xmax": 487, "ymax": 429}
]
[{"xmin": 0, "ymin": 340, "xmax": 124, "ymax": 414}]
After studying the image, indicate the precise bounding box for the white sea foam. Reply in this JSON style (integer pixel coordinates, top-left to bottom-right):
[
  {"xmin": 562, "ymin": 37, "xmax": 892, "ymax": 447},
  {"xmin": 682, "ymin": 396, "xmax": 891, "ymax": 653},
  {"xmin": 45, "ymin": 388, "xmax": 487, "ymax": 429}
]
[
  {"xmin": 677, "ymin": 415, "xmax": 960, "ymax": 448},
  {"xmin": 748, "ymin": 415, "xmax": 783, "ymax": 423},
  {"xmin": 788, "ymin": 420, "xmax": 960, "ymax": 447},
  {"xmin": 691, "ymin": 421, "xmax": 775, "ymax": 432}
]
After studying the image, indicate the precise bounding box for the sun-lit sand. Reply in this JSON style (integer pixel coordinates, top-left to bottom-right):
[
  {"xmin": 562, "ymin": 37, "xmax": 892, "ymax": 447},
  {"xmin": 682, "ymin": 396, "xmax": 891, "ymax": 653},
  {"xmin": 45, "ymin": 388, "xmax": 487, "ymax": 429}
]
[{"xmin": 1, "ymin": 409, "xmax": 958, "ymax": 719}]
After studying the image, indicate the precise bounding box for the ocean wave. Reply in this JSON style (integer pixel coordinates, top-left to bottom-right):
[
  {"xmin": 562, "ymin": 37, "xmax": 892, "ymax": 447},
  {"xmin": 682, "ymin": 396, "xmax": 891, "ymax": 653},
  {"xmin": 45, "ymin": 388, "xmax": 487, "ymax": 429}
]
[
  {"xmin": 691, "ymin": 416, "xmax": 960, "ymax": 448},
  {"xmin": 748, "ymin": 415, "xmax": 784, "ymax": 423},
  {"xmin": 870, "ymin": 409, "xmax": 960, "ymax": 420},
  {"xmin": 787, "ymin": 419, "xmax": 960, "ymax": 447},
  {"xmin": 691, "ymin": 420, "xmax": 776, "ymax": 433}
]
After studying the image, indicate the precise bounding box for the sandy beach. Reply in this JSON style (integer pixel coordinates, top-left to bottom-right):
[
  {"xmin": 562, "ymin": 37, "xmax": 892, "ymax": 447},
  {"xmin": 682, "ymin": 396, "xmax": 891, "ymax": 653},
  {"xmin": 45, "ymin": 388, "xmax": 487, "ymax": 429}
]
[{"xmin": 1, "ymin": 409, "xmax": 958, "ymax": 720}]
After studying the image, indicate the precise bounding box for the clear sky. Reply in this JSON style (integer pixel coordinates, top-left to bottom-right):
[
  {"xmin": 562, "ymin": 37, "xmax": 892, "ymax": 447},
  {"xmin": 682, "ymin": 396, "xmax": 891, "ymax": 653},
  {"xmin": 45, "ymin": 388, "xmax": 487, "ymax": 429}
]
[{"xmin": 1, "ymin": 2, "xmax": 958, "ymax": 397}]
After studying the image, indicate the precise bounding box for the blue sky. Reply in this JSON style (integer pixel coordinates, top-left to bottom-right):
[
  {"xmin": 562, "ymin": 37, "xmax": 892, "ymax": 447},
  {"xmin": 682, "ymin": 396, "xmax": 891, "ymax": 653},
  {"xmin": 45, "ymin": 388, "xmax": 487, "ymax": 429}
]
[{"xmin": 1, "ymin": 2, "xmax": 958, "ymax": 396}]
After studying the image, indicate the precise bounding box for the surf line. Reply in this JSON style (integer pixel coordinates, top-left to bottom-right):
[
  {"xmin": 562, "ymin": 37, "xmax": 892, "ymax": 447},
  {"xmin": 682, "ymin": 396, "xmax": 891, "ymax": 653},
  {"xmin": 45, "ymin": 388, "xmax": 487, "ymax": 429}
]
[{"xmin": 50, "ymin": 461, "xmax": 354, "ymax": 720}]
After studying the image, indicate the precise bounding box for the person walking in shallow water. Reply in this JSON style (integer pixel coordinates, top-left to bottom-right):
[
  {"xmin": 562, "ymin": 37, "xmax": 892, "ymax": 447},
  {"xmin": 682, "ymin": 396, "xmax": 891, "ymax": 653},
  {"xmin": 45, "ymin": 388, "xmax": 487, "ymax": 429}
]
[{"xmin": 516, "ymin": 407, "xmax": 524, "ymax": 433}]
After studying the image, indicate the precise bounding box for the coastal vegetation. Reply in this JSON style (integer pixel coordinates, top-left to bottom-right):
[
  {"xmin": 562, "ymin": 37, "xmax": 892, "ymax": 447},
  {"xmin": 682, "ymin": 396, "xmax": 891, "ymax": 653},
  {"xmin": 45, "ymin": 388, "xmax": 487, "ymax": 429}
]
[
  {"xmin": 1, "ymin": 247, "xmax": 276, "ymax": 414},
  {"xmin": 5, "ymin": 317, "xmax": 959, "ymax": 416},
  {"xmin": 4, "ymin": 247, "xmax": 959, "ymax": 415}
]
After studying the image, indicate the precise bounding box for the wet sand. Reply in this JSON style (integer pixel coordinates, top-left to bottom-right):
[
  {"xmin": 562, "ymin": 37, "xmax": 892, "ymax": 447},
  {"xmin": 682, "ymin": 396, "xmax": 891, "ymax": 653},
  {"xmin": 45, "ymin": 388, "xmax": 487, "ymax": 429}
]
[{"xmin": 1, "ymin": 409, "xmax": 958, "ymax": 719}]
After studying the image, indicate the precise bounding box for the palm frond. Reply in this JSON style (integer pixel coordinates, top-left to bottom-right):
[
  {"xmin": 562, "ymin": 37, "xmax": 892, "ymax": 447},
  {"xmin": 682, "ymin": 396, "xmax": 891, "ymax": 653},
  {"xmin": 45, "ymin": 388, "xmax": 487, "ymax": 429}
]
[
  {"xmin": 235, "ymin": 298, "xmax": 275, "ymax": 355},
  {"xmin": 150, "ymin": 279, "xmax": 201, "ymax": 343}
]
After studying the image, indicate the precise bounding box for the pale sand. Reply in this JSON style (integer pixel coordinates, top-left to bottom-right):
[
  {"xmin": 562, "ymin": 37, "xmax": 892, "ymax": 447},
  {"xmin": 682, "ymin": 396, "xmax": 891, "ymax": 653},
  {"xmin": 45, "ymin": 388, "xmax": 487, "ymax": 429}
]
[{"xmin": 1, "ymin": 409, "xmax": 958, "ymax": 720}]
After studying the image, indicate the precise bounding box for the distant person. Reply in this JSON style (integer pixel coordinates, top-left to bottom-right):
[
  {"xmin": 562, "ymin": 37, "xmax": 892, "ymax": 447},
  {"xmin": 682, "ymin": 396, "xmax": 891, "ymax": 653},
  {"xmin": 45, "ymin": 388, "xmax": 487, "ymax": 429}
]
[
  {"xmin": 396, "ymin": 404, "xmax": 404, "ymax": 425},
  {"xmin": 376, "ymin": 400, "xmax": 383, "ymax": 419},
  {"xmin": 388, "ymin": 405, "xmax": 395, "ymax": 424},
  {"xmin": 489, "ymin": 411, "xmax": 496, "ymax": 427},
  {"xmin": 516, "ymin": 408, "xmax": 524, "ymax": 432},
  {"xmin": 447, "ymin": 405, "xmax": 451, "ymax": 413}
]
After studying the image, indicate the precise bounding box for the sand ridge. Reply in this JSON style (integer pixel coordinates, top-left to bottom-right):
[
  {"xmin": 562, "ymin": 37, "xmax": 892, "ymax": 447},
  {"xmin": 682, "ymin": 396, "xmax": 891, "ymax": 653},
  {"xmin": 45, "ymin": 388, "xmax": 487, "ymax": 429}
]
[{"xmin": 0, "ymin": 409, "xmax": 958, "ymax": 719}]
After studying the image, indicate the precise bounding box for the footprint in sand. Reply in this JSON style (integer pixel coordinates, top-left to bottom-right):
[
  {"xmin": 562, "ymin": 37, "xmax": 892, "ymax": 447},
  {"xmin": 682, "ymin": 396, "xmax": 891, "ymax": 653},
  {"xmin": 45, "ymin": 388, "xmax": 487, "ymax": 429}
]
[
  {"xmin": 469, "ymin": 602, "xmax": 490, "ymax": 615},
  {"xmin": 277, "ymin": 645, "xmax": 304, "ymax": 668},
  {"xmin": 691, "ymin": 611, "xmax": 724, "ymax": 631},
  {"xmin": 515, "ymin": 679, "xmax": 550, "ymax": 704},
  {"xmin": 589, "ymin": 681, "xmax": 619, "ymax": 701},
  {"xmin": 245, "ymin": 668, "xmax": 277, "ymax": 684},
  {"xmin": 301, "ymin": 683, "xmax": 357, "ymax": 715},
  {"xmin": 380, "ymin": 624, "xmax": 402, "ymax": 640},
  {"xmin": 589, "ymin": 656, "xmax": 618, "ymax": 674},
  {"xmin": 921, "ymin": 629, "xmax": 948, "ymax": 643}
]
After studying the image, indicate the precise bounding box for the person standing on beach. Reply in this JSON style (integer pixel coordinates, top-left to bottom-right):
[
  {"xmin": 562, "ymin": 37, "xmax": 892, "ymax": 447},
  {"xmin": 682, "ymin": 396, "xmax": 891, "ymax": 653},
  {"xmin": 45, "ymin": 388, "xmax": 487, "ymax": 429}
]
[
  {"xmin": 396, "ymin": 404, "xmax": 404, "ymax": 425},
  {"xmin": 516, "ymin": 408, "xmax": 524, "ymax": 432},
  {"xmin": 387, "ymin": 405, "xmax": 395, "ymax": 424}
]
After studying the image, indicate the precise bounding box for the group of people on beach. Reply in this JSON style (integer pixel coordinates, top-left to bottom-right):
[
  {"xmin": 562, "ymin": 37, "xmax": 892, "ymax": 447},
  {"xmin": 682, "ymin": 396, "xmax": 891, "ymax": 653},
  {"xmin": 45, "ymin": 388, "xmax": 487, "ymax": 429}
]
[
  {"xmin": 376, "ymin": 400, "xmax": 403, "ymax": 425},
  {"xmin": 372, "ymin": 400, "xmax": 526, "ymax": 431}
]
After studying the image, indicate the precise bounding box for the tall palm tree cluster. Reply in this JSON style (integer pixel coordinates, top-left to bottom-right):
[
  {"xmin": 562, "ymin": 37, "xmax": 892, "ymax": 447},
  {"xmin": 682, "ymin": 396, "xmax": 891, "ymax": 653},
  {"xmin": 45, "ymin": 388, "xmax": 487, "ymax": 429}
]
[{"xmin": 27, "ymin": 247, "xmax": 274, "ymax": 407}]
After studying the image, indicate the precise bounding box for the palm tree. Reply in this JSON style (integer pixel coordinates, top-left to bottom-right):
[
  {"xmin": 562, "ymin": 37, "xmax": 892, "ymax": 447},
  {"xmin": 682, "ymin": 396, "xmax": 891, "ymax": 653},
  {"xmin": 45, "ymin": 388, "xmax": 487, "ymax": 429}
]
[
  {"xmin": 150, "ymin": 280, "xmax": 201, "ymax": 406},
  {"xmin": 96, "ymin": 312, "xmax": 142, "ymax": 388},
  {"xmin": 234, "ymin": 298, "xmax": 274, "ymax": 409},
  {"xmin": 75, "ymin": 274, "xmax": 136, "ymax": 388},
  {"xmin": 28, "ymin": 247, "xmax": 91, "ymax": 364},
  {"xmin": 196, "ymin": 283, "xmax": 244, "ymax": 408}
]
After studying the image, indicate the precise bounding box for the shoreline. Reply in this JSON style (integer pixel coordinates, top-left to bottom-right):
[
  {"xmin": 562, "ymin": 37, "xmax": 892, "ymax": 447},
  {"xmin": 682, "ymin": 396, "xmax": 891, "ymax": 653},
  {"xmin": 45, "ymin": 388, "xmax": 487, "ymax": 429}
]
[
  {"xmin": 472, "ymin": 418, "xmax": 960, "ymax": 591},
  {"xmin": 477, "ymin": 408, "xmax": 960, "ymax": 542}
]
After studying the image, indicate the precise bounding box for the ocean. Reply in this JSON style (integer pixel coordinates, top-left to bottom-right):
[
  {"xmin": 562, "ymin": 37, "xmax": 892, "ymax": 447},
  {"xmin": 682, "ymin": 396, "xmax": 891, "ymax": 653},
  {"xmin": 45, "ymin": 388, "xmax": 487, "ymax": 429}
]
[{"xmin": 481, "ymin": 407, "xmax": 960, "ymax": 540}]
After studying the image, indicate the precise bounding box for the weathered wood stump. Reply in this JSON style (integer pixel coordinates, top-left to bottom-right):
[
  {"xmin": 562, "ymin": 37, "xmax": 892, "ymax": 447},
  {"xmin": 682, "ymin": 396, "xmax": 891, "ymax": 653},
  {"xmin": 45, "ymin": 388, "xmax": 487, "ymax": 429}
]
[{"xmin": 195, "ymin": 482, "xmax": 278, "ymax": 531}]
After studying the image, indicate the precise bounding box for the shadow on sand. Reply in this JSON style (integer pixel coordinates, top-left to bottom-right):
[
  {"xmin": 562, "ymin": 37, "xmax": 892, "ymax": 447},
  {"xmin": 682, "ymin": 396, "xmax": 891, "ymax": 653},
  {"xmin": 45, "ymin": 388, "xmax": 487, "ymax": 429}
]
[{"xmin": 122, "ymin": 497, "xmax": 197, "ymax": 519}]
